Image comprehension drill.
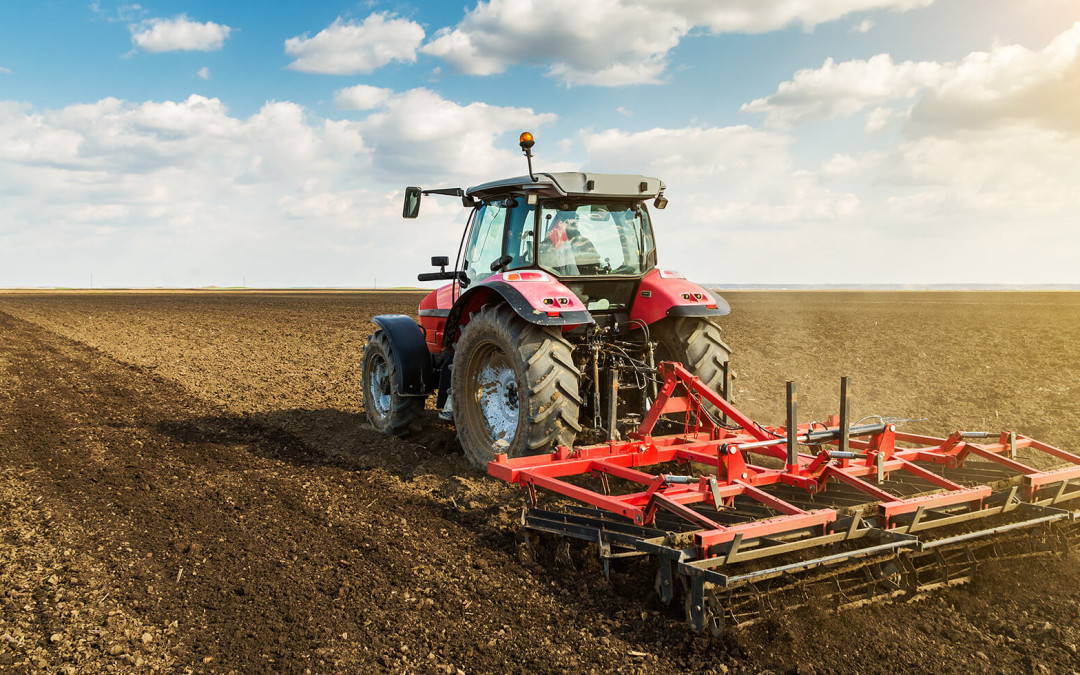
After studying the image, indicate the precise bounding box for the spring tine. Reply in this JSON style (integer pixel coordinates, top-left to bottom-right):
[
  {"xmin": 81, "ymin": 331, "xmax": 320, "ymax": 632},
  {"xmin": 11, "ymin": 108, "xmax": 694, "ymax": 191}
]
[{"xmin": 839, "ymin": 377, "xmax": 851, "ymax": 455}]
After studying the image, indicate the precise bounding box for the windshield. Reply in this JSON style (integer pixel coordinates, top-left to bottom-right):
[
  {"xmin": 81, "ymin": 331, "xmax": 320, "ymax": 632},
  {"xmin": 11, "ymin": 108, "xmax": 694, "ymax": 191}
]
[{"xmin": 537, "ymin": 202, "xmax": 653, "ymax": 276}]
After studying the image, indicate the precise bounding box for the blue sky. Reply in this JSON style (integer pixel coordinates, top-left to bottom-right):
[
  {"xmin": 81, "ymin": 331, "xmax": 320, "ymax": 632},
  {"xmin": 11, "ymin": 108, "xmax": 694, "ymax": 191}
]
[{"xmin": 1, "ymin": 0, "xmax": 1079, "ymax": 287}]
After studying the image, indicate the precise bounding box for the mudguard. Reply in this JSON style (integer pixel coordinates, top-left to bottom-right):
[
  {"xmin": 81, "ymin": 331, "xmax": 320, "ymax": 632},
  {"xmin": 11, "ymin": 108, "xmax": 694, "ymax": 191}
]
[
  {"xmin": 371, "ymin": 314, "xmax": 437, "ymax": 396},
  {"xmin": 442, "ymin": 272, "xmax": 593, "ymax": 349},
  {"xmin": 630, "ymin": 269, "xmax": 730, "ymax": 325}
]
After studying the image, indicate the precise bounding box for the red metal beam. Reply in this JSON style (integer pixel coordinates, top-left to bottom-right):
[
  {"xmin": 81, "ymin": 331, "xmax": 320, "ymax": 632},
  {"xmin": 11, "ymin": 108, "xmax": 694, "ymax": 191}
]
[
  {"xmin": 650, "ymin": 493, "xmax": 722, "ymax": 530},
  {"xmin": 824, "ymin": 466, "xmax": 898, "ymax": 503},
  {"xmin": 736, "ymin": 480, "xmax": 807, "ymax": 516},
  {"xmin": 878, "ymin": 487, "xmax": 991, "ymax": 524},
  {"xmin": 696, "ymin": 510, "xmax": 835, "ymax": 549}
]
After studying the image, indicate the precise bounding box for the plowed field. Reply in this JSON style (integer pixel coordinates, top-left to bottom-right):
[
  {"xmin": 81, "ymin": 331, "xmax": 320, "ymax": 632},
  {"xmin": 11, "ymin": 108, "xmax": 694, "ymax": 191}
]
[{"xmin": 1, "ymin": 290, "xmax": 1079, "ymax": 674}]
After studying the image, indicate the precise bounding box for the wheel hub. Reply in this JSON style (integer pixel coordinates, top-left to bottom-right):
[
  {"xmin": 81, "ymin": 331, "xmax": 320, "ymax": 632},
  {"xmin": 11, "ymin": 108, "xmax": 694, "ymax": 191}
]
[
  {"xmin": 368, "ymin": 357, "xmax": 392, "ymax": 416},
  {"xmin": 475, "ymin": 351, "xmax": 519, "ymax": 443}
]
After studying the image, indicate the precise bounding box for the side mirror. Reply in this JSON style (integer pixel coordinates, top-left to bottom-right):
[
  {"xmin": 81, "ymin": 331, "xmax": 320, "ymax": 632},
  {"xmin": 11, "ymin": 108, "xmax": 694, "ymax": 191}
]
[
  {"xmin": 417, "ymin": 255, "xmax": 469, "ymax": 283},
  {"xmin": 403, "ymin": 186, "xmax": 422, "ymax": 218}
]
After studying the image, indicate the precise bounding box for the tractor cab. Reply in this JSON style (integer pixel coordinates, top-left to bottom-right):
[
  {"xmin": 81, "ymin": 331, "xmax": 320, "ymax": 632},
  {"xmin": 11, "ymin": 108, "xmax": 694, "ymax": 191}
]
[
  {"xmin": 453, "ymin": 174, "xmax": 662, "ymax": 314},
  {"xmin": 405, "ymin": 133, "xmax": 670, "ymax": 318}
]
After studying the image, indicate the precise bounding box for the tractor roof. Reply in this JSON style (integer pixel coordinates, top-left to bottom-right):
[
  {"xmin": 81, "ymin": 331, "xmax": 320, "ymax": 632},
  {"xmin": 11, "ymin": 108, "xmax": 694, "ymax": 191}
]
[{"xmin": 466, "ymin": 172, "xmax": 664, "ymax": 202}]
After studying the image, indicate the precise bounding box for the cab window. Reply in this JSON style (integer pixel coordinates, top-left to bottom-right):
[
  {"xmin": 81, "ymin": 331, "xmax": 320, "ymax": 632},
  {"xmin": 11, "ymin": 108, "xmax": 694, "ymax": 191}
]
[
  {"xmin": 538, "ymin": 202, "xmax": 650, "ymax": 276},
  {"xmin": 464, "ymin": 201, "xmax": 507, "ymax": 285},
  {"xmin": 504, "ymin": 201, "xmax": 535, "ymax": 270}
]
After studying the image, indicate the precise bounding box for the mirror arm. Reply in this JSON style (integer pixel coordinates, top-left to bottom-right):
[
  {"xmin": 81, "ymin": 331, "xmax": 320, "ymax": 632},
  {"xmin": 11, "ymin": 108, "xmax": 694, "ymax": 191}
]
[
  {"xmin": 422, "ymin": 188, "xmax": 465, "ymax": 197},
  {"xmin": 417, "ymin": 270, "xmax": 468, "ymax": 283}
]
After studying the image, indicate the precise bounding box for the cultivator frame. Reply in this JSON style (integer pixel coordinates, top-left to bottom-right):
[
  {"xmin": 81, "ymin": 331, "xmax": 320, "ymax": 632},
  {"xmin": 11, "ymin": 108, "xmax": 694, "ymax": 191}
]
[{"xmin": 489, "ymin": 363, "xmax": 1080, "ymax": 634}]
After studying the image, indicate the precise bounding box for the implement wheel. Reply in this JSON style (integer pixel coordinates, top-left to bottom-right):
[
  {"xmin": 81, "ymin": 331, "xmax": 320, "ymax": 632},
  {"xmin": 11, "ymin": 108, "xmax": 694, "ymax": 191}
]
[
  {"xmin": 452, "ymin": 304, "xmax": 581, "ymax": 469},
  {"xmin": 362, "ymin": 330, "xmax": 425, "ymax": 436}
]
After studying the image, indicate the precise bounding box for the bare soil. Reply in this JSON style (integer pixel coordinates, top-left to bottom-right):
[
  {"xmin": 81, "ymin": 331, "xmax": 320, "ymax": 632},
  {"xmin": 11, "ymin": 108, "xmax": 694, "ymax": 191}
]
[{"xmin": 1, "ymin": 290, "xmax": 1079, "ymax": 674}]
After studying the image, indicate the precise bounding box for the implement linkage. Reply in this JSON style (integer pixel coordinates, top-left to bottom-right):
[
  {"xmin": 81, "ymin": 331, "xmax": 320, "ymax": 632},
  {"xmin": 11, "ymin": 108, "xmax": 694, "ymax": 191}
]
[
  {"xmin": 489, "ymin": 363, "xmax": 1080, "ymax": 635},
  {"xmin": 577, "ymin": 320, "xmax": 667, "ymax": 443}
]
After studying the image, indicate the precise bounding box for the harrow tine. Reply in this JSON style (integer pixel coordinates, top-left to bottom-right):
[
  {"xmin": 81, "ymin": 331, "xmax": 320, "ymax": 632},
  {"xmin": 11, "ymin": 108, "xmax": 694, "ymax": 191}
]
[{"xmin": 786, "ymin": 381, "xmax": 798, "ymax": 471}]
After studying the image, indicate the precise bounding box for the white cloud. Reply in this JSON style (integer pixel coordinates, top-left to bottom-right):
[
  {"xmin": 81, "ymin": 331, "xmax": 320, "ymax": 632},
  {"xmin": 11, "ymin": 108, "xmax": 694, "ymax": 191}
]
[
  {"xmin": 2, "ymin": 90, "xmax": 1078, "ymax": 287},
  {"xmin": 580, "ymin": 125, "xmax": 860, "ymax": 225},
  {"xmin": 885, "ymin": 128, "xmax": 1080, "ymax": 217},
  {"xmin": 424, "ymin": 0, "xmax": 933, "ymax": 86},
  {"xmin": 334, "ymin": 84, "xmax": 392, "ymax": 110},
  {"xmin": 911, "ymin": 22, "xmax": 1080, "ymax": 134},
  {"xmin": 0, "ymin": 66, "xmax": 10, "ymax": 75},
  {"xmin": 821, "ymin": 153, "xmax": 858, "ymax": 178},
  {"xmin": 0, "ymin": 90, "xmax": 559, "ymax": 287},
  {"xmin": 129, "ymin": 15, "xmax": 232, "ymax": 53},
  {"xmin": 742, "ymin": 22, "xmax": 1080, "ymax": 133},
  {"xmin": 572, "ymin": 125, "xmax": 866, "ymax": 283},
  {"xmin": 865, "ymin": 106, "xmax": 894, "ymax": 132},
  {"xmin": 616, "ymin": 106, "xmax": 632, "ymax": 117},
  {"xmin": 284, "ymin": 13, "xmax": 425, "ymax": 75},
  {"xmin": 668, "ymin": 0, "xmax": 932, "ymax": 33},
  {"xmin": 352, "ymin": 88, "xmax": 558, "ymax": 183},
  {"xmin": 423, "ymin": 0, "xmax": 686, "ymax": 86},
  {"xmin": 741, "ymin": 54, "xmax": 943, "ymax": 128},
  {"xmin": 197, "ymin": 66, "xmax": 210, "ymax": 80},
  {"xmin": 91, "ymin": 1, "xmax": 145, "ymax": 24},
  {"xmin": 852, "ymin": 18, "xmax": 875, "ymax": 33},
  {"xmin": 278, "ymin": 191, "xmax": 355, "ymax": 219},
  {"xmin": 71, "ymin": 203, "xmax": 130, "ymax": 222}
]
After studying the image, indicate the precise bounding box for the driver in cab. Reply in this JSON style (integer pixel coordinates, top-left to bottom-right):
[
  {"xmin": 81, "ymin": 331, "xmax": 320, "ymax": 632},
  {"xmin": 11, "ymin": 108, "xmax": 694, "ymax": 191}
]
[{"xmin": 539, "ymin": 211, "xmax": 602, "ymax": 275}]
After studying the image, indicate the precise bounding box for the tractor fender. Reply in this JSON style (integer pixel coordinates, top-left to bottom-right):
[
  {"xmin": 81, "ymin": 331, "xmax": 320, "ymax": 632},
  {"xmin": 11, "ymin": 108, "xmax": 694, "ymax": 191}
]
[
  {"xmin": 630, "ymin": 269, "xmax": 731, "ymax": 325},
  {"xmin": 442, "ymin": 273, "xmax": 593, "ymax": 349},
  {"xmin": 370, "ymin": 314, "xmax": 437, "ymax": 396}
]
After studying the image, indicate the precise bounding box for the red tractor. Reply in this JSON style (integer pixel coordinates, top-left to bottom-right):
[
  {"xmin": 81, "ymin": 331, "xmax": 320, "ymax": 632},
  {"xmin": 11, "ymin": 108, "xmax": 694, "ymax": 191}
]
[{"xmin": 363, "ymin": 132, "xmax": 732, "ymax": 468}]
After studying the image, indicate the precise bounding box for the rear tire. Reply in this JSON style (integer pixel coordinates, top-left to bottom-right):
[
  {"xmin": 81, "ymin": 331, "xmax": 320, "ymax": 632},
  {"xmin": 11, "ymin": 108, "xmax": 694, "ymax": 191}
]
[
  {"xmin": 655, "ymin": 317, "xmax": 732, "ymax": 401},
  {"xmin": 452, "ymin": 304, "xmax": 582, "ymax": 469},
  {"xmin": 362, "ymin": 330, "xmax": 425, "ymax": 436}
]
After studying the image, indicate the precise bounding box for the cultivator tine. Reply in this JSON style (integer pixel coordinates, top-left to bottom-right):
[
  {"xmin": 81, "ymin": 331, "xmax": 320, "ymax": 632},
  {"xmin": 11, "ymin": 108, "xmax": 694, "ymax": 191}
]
[
  {"xmin": 839, "ymin": 377, "xmax": 851, "ymax": 455},
  {"xmin": 597, "ymin": 528, "xmax": 612, "ymax": 581},
  {"xmin": 786, "ymin": 381, "xmax": 798, "ymax": 470},
  {"xmin": 488, "ymin": 366, "xmax": 1080, "ymax": 635},
  {"xmin": 655, "ymin": 557, "xmax": 676, "ymax": 605}
]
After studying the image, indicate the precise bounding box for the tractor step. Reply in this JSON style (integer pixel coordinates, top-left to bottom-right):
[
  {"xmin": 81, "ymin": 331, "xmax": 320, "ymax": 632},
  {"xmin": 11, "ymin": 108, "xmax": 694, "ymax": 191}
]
[{"xmin": 488, "ymin": 363, "xmax": 1080, "ymax": 634}]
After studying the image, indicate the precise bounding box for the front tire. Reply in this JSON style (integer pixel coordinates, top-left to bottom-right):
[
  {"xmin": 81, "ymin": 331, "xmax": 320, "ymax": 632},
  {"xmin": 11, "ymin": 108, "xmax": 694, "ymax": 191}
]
[
  {"xmin": 452, "ymin": 304, "xmax": 581, "ymax": 469},
  {"xmin": 362, "ymin": 330, "xmax": 425, "ymax": 436}
]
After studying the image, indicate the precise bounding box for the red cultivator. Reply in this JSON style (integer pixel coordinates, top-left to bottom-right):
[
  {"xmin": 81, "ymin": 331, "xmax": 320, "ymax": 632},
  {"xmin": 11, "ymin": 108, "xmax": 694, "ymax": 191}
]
[{"xmin": 489, "ymin": 363, "xmax": 1080, "ymax": 635}]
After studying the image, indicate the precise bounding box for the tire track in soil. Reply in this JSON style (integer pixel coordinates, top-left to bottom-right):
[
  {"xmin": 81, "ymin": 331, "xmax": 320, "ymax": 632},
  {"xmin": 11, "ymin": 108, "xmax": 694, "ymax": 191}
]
[{"xmin": 0, "ymin": 310, "xmax": 735, "ymax": 673}]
